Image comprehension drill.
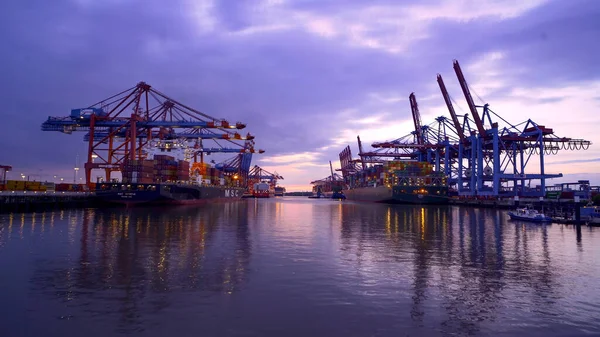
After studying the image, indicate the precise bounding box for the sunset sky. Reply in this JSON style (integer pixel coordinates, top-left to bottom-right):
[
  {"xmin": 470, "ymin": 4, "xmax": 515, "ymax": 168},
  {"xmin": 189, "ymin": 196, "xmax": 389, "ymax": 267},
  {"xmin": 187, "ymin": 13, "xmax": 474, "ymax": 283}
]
[{"xmin": 1, "ymin": 0, "xmax": 599, "ymax": 191}]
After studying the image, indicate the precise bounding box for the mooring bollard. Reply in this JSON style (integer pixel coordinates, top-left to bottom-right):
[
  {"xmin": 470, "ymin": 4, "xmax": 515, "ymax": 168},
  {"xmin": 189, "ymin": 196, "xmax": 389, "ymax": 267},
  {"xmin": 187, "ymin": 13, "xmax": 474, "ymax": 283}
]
[{"xmin": 575, "ymin": 204, "xmax": 581, "ymax": 225}]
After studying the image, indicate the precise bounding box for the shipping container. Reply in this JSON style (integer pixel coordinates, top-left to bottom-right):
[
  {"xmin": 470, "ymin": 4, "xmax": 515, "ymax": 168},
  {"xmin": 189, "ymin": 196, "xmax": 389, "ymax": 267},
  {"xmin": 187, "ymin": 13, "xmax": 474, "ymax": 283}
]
[
  {"xmin": 154, "ymin": 155, "xmax": 175, "ymax": 161},
  {"xmin": 254, "ymin": 182, "xmax": 269, "ymax": 191}
]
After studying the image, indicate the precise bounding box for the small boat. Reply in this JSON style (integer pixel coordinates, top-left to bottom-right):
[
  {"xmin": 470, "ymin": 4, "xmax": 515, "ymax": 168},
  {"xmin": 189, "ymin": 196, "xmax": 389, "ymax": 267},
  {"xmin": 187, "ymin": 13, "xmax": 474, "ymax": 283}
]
[
  {"xmin": 508, "ymin": 207, "xmax": 552, "ymax": 222},
  {"xmin": 331, "ymin": 191, "xmax": 346, "ymax": 200}
]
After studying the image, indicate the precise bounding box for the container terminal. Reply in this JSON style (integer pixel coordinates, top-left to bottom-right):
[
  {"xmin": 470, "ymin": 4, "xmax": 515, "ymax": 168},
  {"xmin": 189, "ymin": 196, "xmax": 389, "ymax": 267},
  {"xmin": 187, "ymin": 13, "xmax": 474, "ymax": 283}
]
[
  {"xmin": 2, "ymin": 60, "xmax": 598, "ymax": 217},
  {"xmin": 1, "ymin": 82, "xmax": 285, "ymax": 211},
  {"xmin": 310, "ymin": 59, "xmax": 599, "ymax": 221}
]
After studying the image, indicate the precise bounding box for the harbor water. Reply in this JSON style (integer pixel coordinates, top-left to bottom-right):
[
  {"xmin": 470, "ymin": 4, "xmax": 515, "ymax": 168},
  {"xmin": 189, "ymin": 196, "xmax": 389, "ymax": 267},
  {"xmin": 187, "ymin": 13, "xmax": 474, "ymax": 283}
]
[{"xmin": 1, "ymin": 197, "xmax": 599, "ymax": 336}]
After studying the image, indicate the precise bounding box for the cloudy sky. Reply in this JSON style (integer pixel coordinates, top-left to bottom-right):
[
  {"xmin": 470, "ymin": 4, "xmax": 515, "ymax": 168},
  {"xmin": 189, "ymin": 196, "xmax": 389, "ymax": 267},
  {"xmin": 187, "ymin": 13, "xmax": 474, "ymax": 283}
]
[{"xmin": 1, "ymin": 0, "xmax": 599, "ymax": 191}]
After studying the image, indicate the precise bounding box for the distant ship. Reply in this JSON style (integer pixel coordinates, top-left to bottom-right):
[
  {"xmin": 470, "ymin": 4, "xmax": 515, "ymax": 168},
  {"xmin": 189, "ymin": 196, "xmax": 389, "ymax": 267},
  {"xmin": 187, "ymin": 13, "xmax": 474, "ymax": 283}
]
[
  {"xmin": 343, "ymin": 161, "xmax": 449, "ymax": 204},
  {"xmin": 274, "ymin": 186, "xmax": 286, "ymax": 196},
  {"xmin": 252, "ymin": 182, "xmax": 271, "ymax": 198}
]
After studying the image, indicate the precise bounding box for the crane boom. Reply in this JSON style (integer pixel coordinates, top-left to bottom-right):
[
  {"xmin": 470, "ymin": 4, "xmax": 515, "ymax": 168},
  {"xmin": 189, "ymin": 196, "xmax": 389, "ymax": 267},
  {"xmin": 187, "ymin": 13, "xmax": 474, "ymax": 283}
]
[
  {"xmin": 436, "ymin": 74, "xmax": 465, "ymax": 141},
  {"xmin": 409, "ymin": 93, "xmax": 423, "ymax": 145},
  {"xmin": 453, "ymin": 60, "xmax": 486, "ymax": 136},
  {"xmin": 329, "ymin": 161, "xmax": 335, "ymax": 181},
  {"xmin": 357, "ymin": 136, "xmax": 366, "ymax": 170}
]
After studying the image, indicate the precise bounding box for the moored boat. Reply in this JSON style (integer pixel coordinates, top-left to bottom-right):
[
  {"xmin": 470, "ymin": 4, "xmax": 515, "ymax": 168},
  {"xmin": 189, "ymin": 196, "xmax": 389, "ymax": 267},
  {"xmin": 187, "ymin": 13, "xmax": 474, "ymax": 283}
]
[{"xmin": 507, "ymin": 207, "xmax": 552, "ymax": 222}]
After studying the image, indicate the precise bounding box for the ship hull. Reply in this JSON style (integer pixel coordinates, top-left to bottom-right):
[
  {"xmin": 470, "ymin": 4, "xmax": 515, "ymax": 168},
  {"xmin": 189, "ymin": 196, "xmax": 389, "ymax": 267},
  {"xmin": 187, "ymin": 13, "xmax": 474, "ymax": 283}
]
[
  {"xmin": 390, "ymin": 186, "xmax": 449, "ymax": 205},
  {"xmin": 253, "ymin": 191, "xmax": 270, "ymax": 198},
  {"xmin": 344, "ymin": 186, "xmax": 394, "ymax": 203},
  {"xmin": 95, "ymin": 183, "xmax": 246, "ymax": 206},
  {"xmin": 344, "ymin": 185, "xmax": 449, "ymax": 204},
  {"xmin": 274, "ymin": 187, "xmax": 285, "ymax": 196},
  {"xmin": 507, "ymin": 213, "xmax": 551, "ymax": 222}
]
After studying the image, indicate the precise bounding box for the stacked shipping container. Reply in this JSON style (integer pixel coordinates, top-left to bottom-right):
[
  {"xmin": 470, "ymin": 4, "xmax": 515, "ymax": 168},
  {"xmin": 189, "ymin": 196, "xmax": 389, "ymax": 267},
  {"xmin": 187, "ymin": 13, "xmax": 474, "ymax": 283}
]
[
  {"xmin": 121, "ymin": 155, "xmax": 195, "ymax": 184},
  {"xmin": 1, "ymin": 180, "xmax": 58, "ymax": 192},
  {"xmin": 191, "ymin": 162, "xmax": 211, "ymax": 176},
  {"xmin": 178, "ymin": 160, "xmax": 190, "ymax": 181},
  {"xmin": 4, "ymin": 180, "xmax": 27, "ymax": 191},
  {"xmin": 190, "ymin": 162, "xmax": 227, "ymax": 186},
  {"xmin": 122, "ymin": 159, "xmax": 154, "ymax": 184},
  {"xmin": 153, "ymin": 155, "xmax": 179, "ymax": 183},
  {"xmin": 55, "ymin": 183, "xmax": 88, "ymax": 192},
  {"xmin": 209, "ymin": 167, "xmax": 224, "ymax": 186},
  {"xmin": 382, "ymin": 161, "xmax": 445, "ymax": 187},
  {"xmin": 346, "ymin": 164, "xmax": 385, "ymax": 188},
  {"xmin": 345, "ymin": 161, "xmax": 445, "ymax": 189},
  {"xmin": 1, "ymin": 181, "xmax": 90, "ymax": 192}
]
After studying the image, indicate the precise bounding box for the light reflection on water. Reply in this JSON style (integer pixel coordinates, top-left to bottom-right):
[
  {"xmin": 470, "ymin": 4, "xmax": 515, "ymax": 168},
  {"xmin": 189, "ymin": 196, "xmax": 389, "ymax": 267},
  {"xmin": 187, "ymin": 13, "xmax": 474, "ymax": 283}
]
[{"xmin": 0, "ymin": 198, "xmax": 599, "ymax": 337}]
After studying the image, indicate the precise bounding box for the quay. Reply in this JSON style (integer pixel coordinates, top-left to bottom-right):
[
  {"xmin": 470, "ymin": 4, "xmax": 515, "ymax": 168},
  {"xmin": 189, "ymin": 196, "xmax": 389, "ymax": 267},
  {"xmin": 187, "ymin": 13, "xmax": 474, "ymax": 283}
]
[
  {"xmin": 0, "ymin": 191, "xmax": 96, "ymax": 213},
  {"xmin": 449, "ymin": 196, "xmax": 586, "ymax": 209},
  {"xmin": 1, "ymin": 190, "xmax": 598, "ymax": 227}
]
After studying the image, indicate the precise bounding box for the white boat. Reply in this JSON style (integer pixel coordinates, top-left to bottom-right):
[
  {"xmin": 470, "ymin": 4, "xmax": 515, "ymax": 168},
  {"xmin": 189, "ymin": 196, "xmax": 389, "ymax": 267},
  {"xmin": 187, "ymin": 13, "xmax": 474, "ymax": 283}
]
[{"xmin": 508, "ymin": 207, "xmax": 552, "ymax": 222}]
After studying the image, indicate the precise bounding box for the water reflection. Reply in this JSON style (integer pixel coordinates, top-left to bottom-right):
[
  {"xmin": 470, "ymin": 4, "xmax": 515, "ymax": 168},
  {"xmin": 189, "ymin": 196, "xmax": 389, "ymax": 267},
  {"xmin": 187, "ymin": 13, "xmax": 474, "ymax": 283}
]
[
  {"xmin": 337, "ymin": 204, "xmax": 572, "ymax": 336},
  {"xmin": 26, "ymin": 203, "xmax": 251, "ymax": 334},
  {"xmin": 1, "ymin": 199, "xmax": 599, "ymax": 336}
]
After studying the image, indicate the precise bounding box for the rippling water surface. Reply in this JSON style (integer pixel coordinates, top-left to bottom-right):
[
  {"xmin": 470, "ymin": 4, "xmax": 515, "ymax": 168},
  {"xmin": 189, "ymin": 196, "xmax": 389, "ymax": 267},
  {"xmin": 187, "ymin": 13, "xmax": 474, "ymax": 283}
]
[{"xmin": 1, "ymin": 198, "xmax": 599, "ymax": 336}]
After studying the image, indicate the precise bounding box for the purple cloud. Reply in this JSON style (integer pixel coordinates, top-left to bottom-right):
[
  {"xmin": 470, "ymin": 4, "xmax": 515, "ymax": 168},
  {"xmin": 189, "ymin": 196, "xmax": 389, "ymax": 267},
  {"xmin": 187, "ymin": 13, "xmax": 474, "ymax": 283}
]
[{"xmin": 1, "ymin": 0, "xmax": 599, "ymax": 189}]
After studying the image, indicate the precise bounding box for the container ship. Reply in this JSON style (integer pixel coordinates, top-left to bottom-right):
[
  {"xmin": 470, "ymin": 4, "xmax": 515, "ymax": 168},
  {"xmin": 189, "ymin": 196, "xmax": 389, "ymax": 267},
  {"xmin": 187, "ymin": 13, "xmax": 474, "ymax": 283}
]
[
  {"xmin": 252, "ymin": 182, "xmax": 271, "ymax": 198},
  {"xmin": 274, "ymin": 186, "xmax": 286, "ymax": 196},
  {"xmin": 95, "ymin": 154, "xmax": 245, "ymax": 206},
  {"xmin": 309, "ymin": 170, "xmax": 345, "ymax": 199},
  {"xmin": 343, "ymin": 161, "xmax": 449, "ymax": 204}
]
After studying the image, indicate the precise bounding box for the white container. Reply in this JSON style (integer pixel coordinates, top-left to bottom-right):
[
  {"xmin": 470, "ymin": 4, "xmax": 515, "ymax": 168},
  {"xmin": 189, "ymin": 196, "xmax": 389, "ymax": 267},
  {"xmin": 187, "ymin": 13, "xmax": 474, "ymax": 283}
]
[{"xmin": 254, "ymin": 182, "xmax": 269, "ymax": 191}]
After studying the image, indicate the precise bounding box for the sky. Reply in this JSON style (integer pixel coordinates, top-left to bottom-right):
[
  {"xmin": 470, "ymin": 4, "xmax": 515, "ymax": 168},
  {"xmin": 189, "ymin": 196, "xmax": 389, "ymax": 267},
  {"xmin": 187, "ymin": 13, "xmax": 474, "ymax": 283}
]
[{"xmin": 1, "ymin": 0, "xmax": 599, "ymax": 191}]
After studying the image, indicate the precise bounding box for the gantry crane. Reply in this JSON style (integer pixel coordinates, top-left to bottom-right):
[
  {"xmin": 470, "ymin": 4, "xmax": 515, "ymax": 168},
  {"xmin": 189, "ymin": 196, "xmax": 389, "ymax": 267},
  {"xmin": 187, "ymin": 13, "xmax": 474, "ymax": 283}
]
[
  {"xmin": 336, "ymin": 59, "xmax": 592, "ymax": 198},
  {"xmin": 310, "ymin": 169, "xmax": 345, "ymax": 194},
  {"xmin": 338, "ymin": 144, "xmax": 362, "ymax": 179},
  {"xmin": 448, "ymin": 59, "xmax": 591, "ymax": 197},
  {"xmin": 247, "ymin": 165, "xmax": 284, "ymax": 192},
  {"xmin": 366, "ymin": 92, "xmax": 444, "ymax": 163},
  {"xmin": 41, "ymin": 82, "xmax": 264, "ymax": 187}
]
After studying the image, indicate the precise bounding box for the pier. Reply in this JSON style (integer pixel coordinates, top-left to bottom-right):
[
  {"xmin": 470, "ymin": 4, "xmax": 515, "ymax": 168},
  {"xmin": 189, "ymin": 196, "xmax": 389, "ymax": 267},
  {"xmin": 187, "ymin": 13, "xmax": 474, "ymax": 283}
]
[{"xmin": 0, "ymin": 191, "xmax": 96, "ymax": 213}]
